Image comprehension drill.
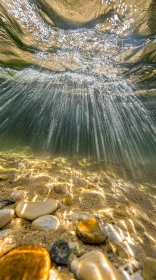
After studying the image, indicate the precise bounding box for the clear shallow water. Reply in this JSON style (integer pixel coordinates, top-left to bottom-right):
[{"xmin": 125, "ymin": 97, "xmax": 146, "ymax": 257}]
[{"xmin": 0, "ymin": 1, "xmax": 156, "ymax": 181}]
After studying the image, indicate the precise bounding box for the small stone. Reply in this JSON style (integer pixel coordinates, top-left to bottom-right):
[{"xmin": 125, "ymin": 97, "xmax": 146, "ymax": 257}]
[
  {"xmin": 71, "ymin": 250, "xmax": 124, "ymax": 280},
  {"xmin": 100, "ymin": 224, "xmax": 124, "ymax": 243},
  {"xmin": 72, "ymin": 211, "xmax": 93, "ymax": 220},
  {"xmin": 62, "ymin": 198, "xmax": 72, "ymax": 206},
  {"xmin": 0, "ymin": 209, "xmax": 14, "ymax": 228},
  {"xmin": 131, "ymin": 270, "xmax": 144, "ymax": 280},
  {"xmin": 85, "ymin": 184, "xmax": 96, "ymax": 189},
  {"xmin": 31, "ymin": 215, "xmax": 60, "ymax": 230},
  {"xmin": 143, "ymin": 257, "xmax": 156, "ymax": 280},
  {"xmin": 16, "ymin": 199, "xmax": 58, "ymax": 220},
  {"xmin": 76, "ymin": 217, "xmax": 106, "ymax": 244},
  {"xmin": 0, "ymin": 174, "xmax": 8, "ymax": 180},
  {"xmin": 68, "ymin": 242, "xmax": 79, "ymax": 250},
  {"xmin": 51, "ymin": 162, "xmax": 57, "ymax": 167},
  {"xmin": 54, "ymin": 185, "xmax": 67, "ymax": 194},
  {"xmin": 50, "ymin": 239, "xmax": 70, "ymax": 265},
  {"xmin": 10, "ymin": 190, "xmax": 25, "ymax": 202},
  {"xmin": 0, "ymin": 245, "xmax": 51, "ymax": 280}
]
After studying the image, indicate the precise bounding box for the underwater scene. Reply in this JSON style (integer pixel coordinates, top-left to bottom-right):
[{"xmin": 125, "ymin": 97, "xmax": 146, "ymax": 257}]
[{"xmin": 0, "ymin": 0, "xmax": 156, "ymax": 279}]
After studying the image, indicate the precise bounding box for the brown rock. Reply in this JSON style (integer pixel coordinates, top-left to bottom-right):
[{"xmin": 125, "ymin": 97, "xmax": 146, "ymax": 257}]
[
  {"xmin": 143, "ymin": 257, "xmax": 156, "ymax": 280},
  {"xmin": 0, "ymin": 245, "xmax": 51, "ymax": 280},
  {"xmin": 54, "ymin": 185, "xmax": 68, "ymax": 194},
  {"xmin": 76, "ymin": 217, "xmax": 106, "ymax": 244}
]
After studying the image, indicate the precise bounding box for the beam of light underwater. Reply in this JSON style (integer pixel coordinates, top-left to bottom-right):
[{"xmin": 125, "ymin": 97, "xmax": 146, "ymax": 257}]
[{"xmin": 0, "ymin": 68, "xmax": 155, "ymax": 174}]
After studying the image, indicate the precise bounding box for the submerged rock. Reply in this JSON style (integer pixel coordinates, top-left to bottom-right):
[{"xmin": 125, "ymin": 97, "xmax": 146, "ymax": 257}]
[
  {"xmin": 0, "ymin": 209, "xmax": 14, "ymax": 228},
  {"xmin": 143, "ymin": 257, "xmax": 156, "ymax": 280},
  {"xmin": 71, "ymin": 250, "xmax": 124, "ymax": 280},
  {"xmin": 10, "ymin": 190, "xmax": 25, "ymax": 202},
  {"xmin": 76, "ymin": 217, "xmax": 106, "ymax": 244},
  {"xmin": 50, "ymin": 239, "xmax": 70, "ymax": 265},
  {"xmin": 0, "ymin": 174, "xmax": 8, "ymax": 180},
  {"xmin": 0, "ymin": 245, "xmax": 51, "ymax": 280},
  {"xmin": 31, "ymin": 215, "xmax": 60, "ymax": 230},
  {"xmin": 16, "ymin": 199, "xmax": 58, "ymax": 220}
]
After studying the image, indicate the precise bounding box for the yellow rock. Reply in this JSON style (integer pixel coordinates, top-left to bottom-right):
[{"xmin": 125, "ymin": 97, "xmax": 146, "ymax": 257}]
[
  {"xmin": 76, "ymin": 217, "xmax": 106, "ymax": 244},
  {"xmin": 51, "ymin": 162, "xmax": 57, "ymax": 167},
  {"xmin": 0, "ymin": 174, "xmax": 8, "ymax": 180},
  {"xmin": 85, "ymin": 184, "xmax": 96, "ymax": 189},
  {"xmin": 0, "ymin": 245, "xmax": 51, "ymax": 280},
  {"xmin": 62, "ymin": 198, "xmax": 73, "ymax": 206},
  {"xmin": 76, "ymin": 188, "xmax": 83, "ymax": 193}
]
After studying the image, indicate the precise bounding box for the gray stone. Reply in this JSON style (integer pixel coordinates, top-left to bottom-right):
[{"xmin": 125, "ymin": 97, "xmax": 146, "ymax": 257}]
[
  {"xmin": 50, "ymin": 240, "xmax": 70, "ymax": 265},
  {"xmin": 10, "ymin": 190, "xmax": 25, "ymax": 202},
  {"xmin": 31, "ymin": 215, "xmax": 59, "ymax": 230}
]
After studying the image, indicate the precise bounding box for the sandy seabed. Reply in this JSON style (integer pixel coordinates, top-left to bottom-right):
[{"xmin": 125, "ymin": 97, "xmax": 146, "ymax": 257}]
[{"xmin": 0, "ymin": 147, "xmax": 156, "ymax": 279}]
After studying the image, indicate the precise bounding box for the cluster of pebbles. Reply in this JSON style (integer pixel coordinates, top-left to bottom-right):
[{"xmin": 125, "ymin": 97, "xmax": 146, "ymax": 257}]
[{"xmin": 0, "ymin": 149, "xmax": 156, "ymax": 280}]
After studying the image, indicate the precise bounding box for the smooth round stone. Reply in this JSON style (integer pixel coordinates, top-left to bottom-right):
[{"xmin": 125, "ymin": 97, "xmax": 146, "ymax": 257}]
[
  {"xmin": 16, "ymin": 199, "xmax": 58, "ymax": 220},
  {"xmin": 10, "ymin": 190, "xmax": 25, "ymax": 202},
  {"xmin": 71, "ymin": 250, "xmax": 124, "ymax": 280},
  {"xmin": 0, "ymin": 174, "xmax": 8, "ymax": 180},
  {"xmin": 76, "ymin": 217, "xmax": 106, "ymax": 244},
  {"xmin": 31, "ymin": 215, "xmax": 60, "ymax": 230},
  {"xmin": 0, "ymin": 245, "xmax": 51, "ymax": 280},
  {"xmin": 143, "ymin": 257, "xmax": 156, "ymax": 280},
  {"xmin": 0, "ymin": 209, "xmax": 14, "ymax": 228},
  {"xmin": 50, "ymin": 240, "xmax": 70, "ymax": 265}
]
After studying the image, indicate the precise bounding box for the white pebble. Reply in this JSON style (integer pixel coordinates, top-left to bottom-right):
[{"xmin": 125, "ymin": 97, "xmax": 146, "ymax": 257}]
[
  {"xmin": 0, "ymin": 209, "xmax": 14, "ymax": 228},
  {"xmin": 31, "ymin": 215, "xmax": 60, "ymax": 230}
]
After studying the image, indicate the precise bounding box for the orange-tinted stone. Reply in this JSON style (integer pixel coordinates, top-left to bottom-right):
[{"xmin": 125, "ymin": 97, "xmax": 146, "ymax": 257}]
[
  {"xmin": 76, "ymin": 217, "xmax": 106, "ymax": 244},
  {"xmin": 0, "ymin": 245, "xmax": 51, "ymax": 280}
]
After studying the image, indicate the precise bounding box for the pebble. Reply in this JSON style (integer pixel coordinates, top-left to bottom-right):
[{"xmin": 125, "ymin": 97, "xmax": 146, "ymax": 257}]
[
  {"xmin": 31, "ymin": 215, "xmax": 60, "ymax": 230},
  {"xmin": 0, "ymin": 174, "xmax": 8, "ymax": 180},
  {"xmin": 72, "ymin": 211, "xmax": 93, "ymax": 220},
  {"xmin": 142, "ymin": 257, "xmax": 156, "ymax": 280},
  {"xmin": 131, "ymin": 270, "xmax": 144, "ymax": 280},
  {"xmin": 16, "ymin": 199, "xmax": 58, "ymax": 220},
  {"xmin": 53, "ymin": 185, "xmax": 68, "ymax": 194},
  {"xmin": 71, "ymin": 250, "xmax": 124, "ymax": 280},
  {"xmin": 0, "ymin": 209, "xmax": 14, "ymax": 228},
  {"xmin": 0, "ymin": 245, "xmax": 51, "ymax": 280},
  {"xmin": 76, "ymin": 217, "xmax": 106, "ymax": 244},
  {"xmin": 62, "ymin": 198, "xmax": 73, "ymax": 207},
  {"xmin": 10, "ymin": 190, "xmax": 25, "ymax": 202},
  {"xmin": 50, "ymin": 240, "xmax": 70, "ymax": 265},
  {"xmin": 100, "ymin": 223, "xmax": 124, "ymax": 243}
]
